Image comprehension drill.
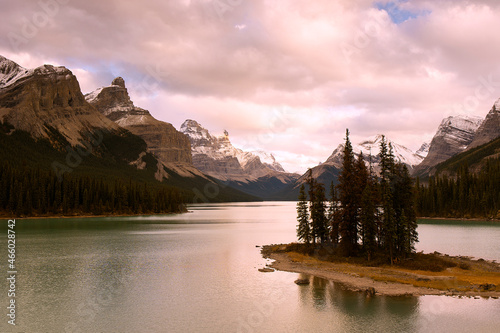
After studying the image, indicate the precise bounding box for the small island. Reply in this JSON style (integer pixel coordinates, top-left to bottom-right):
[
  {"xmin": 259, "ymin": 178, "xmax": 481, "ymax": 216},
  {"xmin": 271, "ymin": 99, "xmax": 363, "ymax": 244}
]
[
  {"xmin": 262, "ymin": 132, "xmax": 500, "ymax": 297},
  {"xmin": 261, "ymin": 244, "xmax": 500, "ymax": 297}
]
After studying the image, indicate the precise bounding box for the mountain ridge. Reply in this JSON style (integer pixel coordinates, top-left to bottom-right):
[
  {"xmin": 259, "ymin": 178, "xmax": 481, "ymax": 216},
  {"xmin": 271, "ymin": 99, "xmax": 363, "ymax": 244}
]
[{"xmin": 412, "ymin": 115, "xmax": 483, "ymax": 177}]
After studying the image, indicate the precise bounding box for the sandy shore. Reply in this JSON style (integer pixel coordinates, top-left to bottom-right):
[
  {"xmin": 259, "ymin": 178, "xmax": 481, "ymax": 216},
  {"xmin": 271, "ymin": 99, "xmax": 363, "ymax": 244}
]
[{"xmin": 263, "ymin": 247, "xmax": 500, "ymax": 297}]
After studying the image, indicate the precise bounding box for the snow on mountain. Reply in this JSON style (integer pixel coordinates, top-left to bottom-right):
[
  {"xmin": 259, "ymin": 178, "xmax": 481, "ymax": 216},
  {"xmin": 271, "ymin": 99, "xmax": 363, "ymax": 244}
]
[
  {"xmin": 467, "ymin": 100, "xmax": 500, "ymax": 149},
  {"xmin": 357, "ymin": 135, "xmax": 423, "ymax": 167},
  {"xmin": 416, "ymin": 142, "xmax": 430, "ymax": 158},
  {"xmin": 180, "ymin": 119, "xmax": 288, "ymax": 180},
  {"xmin": 0, "ymin": 56, "xmax": 73, "ymax": 90},
  {"xmin": 435, "ymin": 115, "xmax": 483, "ymax": 149},
  {"xmin": 0, "ymin": 56, "xmax": 32, "ymax": 89},
  {"xmin": 325, "ymin": 134, "xmax": 424, "ymax": 170},
  {"xmin": 251, "ymin": 150, "xmax": 286, "ymax": 172},
  {"xmin": 0, "ymin": 55, "xmax": 122, "ymax": 146},
  {"xmin": 412, "ymin": 114, "xmax": 483, "ymax": 176}
]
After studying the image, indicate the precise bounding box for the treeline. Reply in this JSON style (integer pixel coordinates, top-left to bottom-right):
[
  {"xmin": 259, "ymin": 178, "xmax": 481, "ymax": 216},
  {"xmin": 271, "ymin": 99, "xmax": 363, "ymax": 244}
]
[
  {"xmin": 0, "ymin": 162, "xmax": 185, "ymax": 217},
  {"xmin": 416, "ymin": 158, "xmax": 500, "ymax": 219},
  {"xmin": 297, "ymin": 130, "xmax": 418, "ymax": 262}
]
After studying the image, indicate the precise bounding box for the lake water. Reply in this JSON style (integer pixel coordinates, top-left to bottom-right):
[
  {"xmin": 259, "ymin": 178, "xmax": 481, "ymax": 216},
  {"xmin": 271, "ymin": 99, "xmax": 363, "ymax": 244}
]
[{"xmin": 1, "ymin": 202, "xmax": 500, "ymax": 332}]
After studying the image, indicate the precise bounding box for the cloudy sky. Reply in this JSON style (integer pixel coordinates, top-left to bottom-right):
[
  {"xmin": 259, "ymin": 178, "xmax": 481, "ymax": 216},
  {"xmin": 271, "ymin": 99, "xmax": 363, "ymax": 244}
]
[{"xmin": 2, "ymin": 0, "xmax": 500, "ymax": 173}]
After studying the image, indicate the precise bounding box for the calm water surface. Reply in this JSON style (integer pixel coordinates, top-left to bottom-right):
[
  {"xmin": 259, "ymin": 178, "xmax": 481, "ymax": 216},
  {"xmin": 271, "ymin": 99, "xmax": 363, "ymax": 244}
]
[{"xmin": 1, "ymin": 202, "xmax": 499, "ymax": 332}]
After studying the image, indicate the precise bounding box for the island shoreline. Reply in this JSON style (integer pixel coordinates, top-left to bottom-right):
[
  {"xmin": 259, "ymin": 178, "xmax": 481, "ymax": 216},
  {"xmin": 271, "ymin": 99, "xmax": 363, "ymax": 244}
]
[{"xmin": 262, "ymin": 245, "xmax": 500, "ymax": 298}]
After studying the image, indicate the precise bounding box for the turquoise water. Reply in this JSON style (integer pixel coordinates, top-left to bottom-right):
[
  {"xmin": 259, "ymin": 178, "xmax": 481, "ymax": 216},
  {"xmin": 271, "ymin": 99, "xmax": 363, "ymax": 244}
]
[{"xmin": 1, "ymin": 202, "xmax": 499, "ymax": 332}]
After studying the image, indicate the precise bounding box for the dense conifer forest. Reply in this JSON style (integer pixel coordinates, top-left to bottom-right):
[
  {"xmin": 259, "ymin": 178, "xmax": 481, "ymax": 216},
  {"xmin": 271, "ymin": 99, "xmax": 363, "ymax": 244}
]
[
  {"xmin": 297, "ymin": 130, "xmax": 418, "ymax": 263},
  {"xmin": 0, "ymin": 161, "xmax": 185, "ymax": 217},
  {"xmin": 415, "ymin": 158, "xmax": 500, "ymax": 219}
]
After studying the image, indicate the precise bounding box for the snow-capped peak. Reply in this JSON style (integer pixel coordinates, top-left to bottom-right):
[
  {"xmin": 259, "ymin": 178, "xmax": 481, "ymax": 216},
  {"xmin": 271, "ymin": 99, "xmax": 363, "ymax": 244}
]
[
  {"xmin": 416, "ymin": 142, "xmax": 430, "ymax": 158},
  {"xmin": 326, "ymin": 134, "xmax": 424, "ymax": 169},
  {"xmin": 180, "ymin": 119, "xmax": 213, "ymax": 143},
  {"xmin": 356, "ymin": 135, "xmax": 423, "ymax": 167},
  {"xmin": 251, "ymin": 150, "xmax": 286, "ymax": 172},
  {"xmin": 437, "ymin": 115, "xmax": 483, "ymax": 136},
  {"xmin": 1, "ymin": 56, "xmax": 72, "ymax": 90},
  {"xmin": 180, "ymin": 119, "xmax": 288, "ymax": 175},
  {"xmin": 0, "ymin": 56, "xmax": 31, "ymax": 89}
]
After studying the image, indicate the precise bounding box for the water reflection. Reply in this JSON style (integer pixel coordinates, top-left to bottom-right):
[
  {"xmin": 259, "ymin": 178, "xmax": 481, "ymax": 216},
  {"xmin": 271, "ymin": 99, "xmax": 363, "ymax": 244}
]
[{"xmin": 298, "ymin": 274, "xmax": 419, "ymax": 332}]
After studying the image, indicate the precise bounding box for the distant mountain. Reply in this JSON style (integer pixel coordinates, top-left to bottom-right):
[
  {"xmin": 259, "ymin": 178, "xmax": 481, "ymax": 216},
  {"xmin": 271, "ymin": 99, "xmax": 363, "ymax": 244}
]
[
  {"xmin": 180, "ymin": 119, "xmax": 299, "ymax": 199},
  {"xmin": 251, "ymin": 150, "xmax": 286, "ymax": 172},
  {"xmin": 276, "ymin": 135, "xmax": 422, "ymax": 200},
  {"xmin": 325, "ymin": 134, "xmax": 424, "ymax": 171},
  {"xmin": 467, "ymin": 99, "xmax": 500, "ymax": 149},
  {"xmin": 85, "ymin": 77, "xmax": 207, "ymax": 180},
  {"xmin": 412, "ymin": 115, "xmax": 483, "ymax": 177},
  {"xmin": 416, "ymin": 142, "xmax": 430, "ymax": 158}
]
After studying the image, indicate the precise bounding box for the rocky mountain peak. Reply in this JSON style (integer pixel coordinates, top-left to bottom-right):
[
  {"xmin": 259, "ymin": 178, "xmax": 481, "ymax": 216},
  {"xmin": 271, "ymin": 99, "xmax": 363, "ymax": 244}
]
[
  {"xmin": 87, "ymin": 79, "xmax": 193, "ymax": 166},
  {"xmin": 467, "ymin": 100, "xmax": 500, "ymax": 149},
  {"xmin": 412, "ymin": 115, "xmax": 482, "ymax": 176},
  {"xmin": 112, "ymin": 76, "xmax": 126, "ymax": 88},
  {"xmin": 435, "ymin": 115, "xmax": 483, "ymax": 143},
  {"xmin": 0, "ymin": 56, "xmax": 26, "ymax": 88},
  {"xmin": 85, "ymin": 78, "xmax": 135, "ymax": 116},
  {"xmin": 180, "ymin": 119, "xmax": 215, "ymax": 146}
]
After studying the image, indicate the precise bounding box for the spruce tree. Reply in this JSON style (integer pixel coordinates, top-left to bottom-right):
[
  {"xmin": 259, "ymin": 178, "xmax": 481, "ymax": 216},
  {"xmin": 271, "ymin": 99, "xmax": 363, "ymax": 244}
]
[
  {"xmin": 296, "ymin": 184, "xmax": 311, "ymax": 244},
  {"xmin": 379, "ymin": 136, "xmax": 397, "ymax": 262},
  {"xmin": 306, "ymin": 169, "xmax": 318, "ymax": 244},
  {"xmin": 337, "ymin": 129, "xmax": 358, "ymax": 255},
  {"xmin": 311, "ymin": 183, "xmax": 328, "ymax": 244}
]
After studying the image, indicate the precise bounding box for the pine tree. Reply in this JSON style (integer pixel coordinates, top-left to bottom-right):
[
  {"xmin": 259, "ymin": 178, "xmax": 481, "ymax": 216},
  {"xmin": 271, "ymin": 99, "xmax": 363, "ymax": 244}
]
[
  {"xmin": 392, "ymin": 163, "xmax": 418, "ymax": 257},
  {"xmin": 312, "ymin": 183, "xmax": 328, "ymax": 244},
  {"xmin": 306, "ymin": 169, "xmax": 317, "ymax": 244},
  {"xmin": 379, "ymin": 136, "xmax": 397, "ymax": 262},
  {"xmin": 337, "ymin": 129, "xmax": 358, "ymax": 255},
  {"xmin": 296, "ymin": 184, "xmax": 311, "ymax": 244}
]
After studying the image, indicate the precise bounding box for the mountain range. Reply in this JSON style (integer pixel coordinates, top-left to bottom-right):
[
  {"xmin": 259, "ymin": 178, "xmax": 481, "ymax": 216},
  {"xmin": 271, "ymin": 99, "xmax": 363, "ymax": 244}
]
[
  {"xmin": 1, "ymin": 55, "xmax": 499, "ymax": 202},
  {"xmin": 0, "ymin": 55, "xmax": 257, "ymax": 203},
  {"xmin": 180, "ymin": 119, "xmax": 300, "ymax": 199}
]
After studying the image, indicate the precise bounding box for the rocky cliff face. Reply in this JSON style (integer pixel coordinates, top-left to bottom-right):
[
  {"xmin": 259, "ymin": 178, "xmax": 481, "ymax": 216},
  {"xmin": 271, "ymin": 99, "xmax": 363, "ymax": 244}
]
[
  {"xmin": 468, "ymin": 99, "xmax": 500, "ymax": 149},
  {"xmin": 0, "ymin": 55, "xmax": 120, "ymax": 146},
  {"xmin": 413, "ymin": 115, "xmax": 483, "ymax": 176},
  {"xmin": 86, "ymin": 78, "xmax": 194, "ymax": 168},
  {"xmin": 180, "ymin": 119, "xmax": 291, "ymax": 182}
]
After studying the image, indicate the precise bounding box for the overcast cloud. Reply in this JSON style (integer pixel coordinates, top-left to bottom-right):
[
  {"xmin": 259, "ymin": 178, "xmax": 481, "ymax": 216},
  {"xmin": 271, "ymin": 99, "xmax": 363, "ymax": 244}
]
[{"xmin": 2, "ymin": 0, "xmax": 500, "ymax": 173}]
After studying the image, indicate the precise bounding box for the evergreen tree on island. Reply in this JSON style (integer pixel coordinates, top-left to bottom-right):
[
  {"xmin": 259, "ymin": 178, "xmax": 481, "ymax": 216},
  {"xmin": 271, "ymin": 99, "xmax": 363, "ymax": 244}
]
[
  {"xmin": 296, "ymin": 184, "xmax": 311, "ymax": 244},
  {"xmin": 337, "ymin": 129, "xmax": 360, "ymax": 256},
  {"xmin": 295, "ymin": 130, "xmax": 419, "ymax": 263}
]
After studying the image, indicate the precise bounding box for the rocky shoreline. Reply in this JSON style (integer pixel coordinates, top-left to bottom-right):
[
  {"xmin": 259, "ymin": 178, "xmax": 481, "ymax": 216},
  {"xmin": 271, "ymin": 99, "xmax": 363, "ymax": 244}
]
[{"xmin": 261, "ymin": 245, "xmax": 500, "ymax": 298}]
